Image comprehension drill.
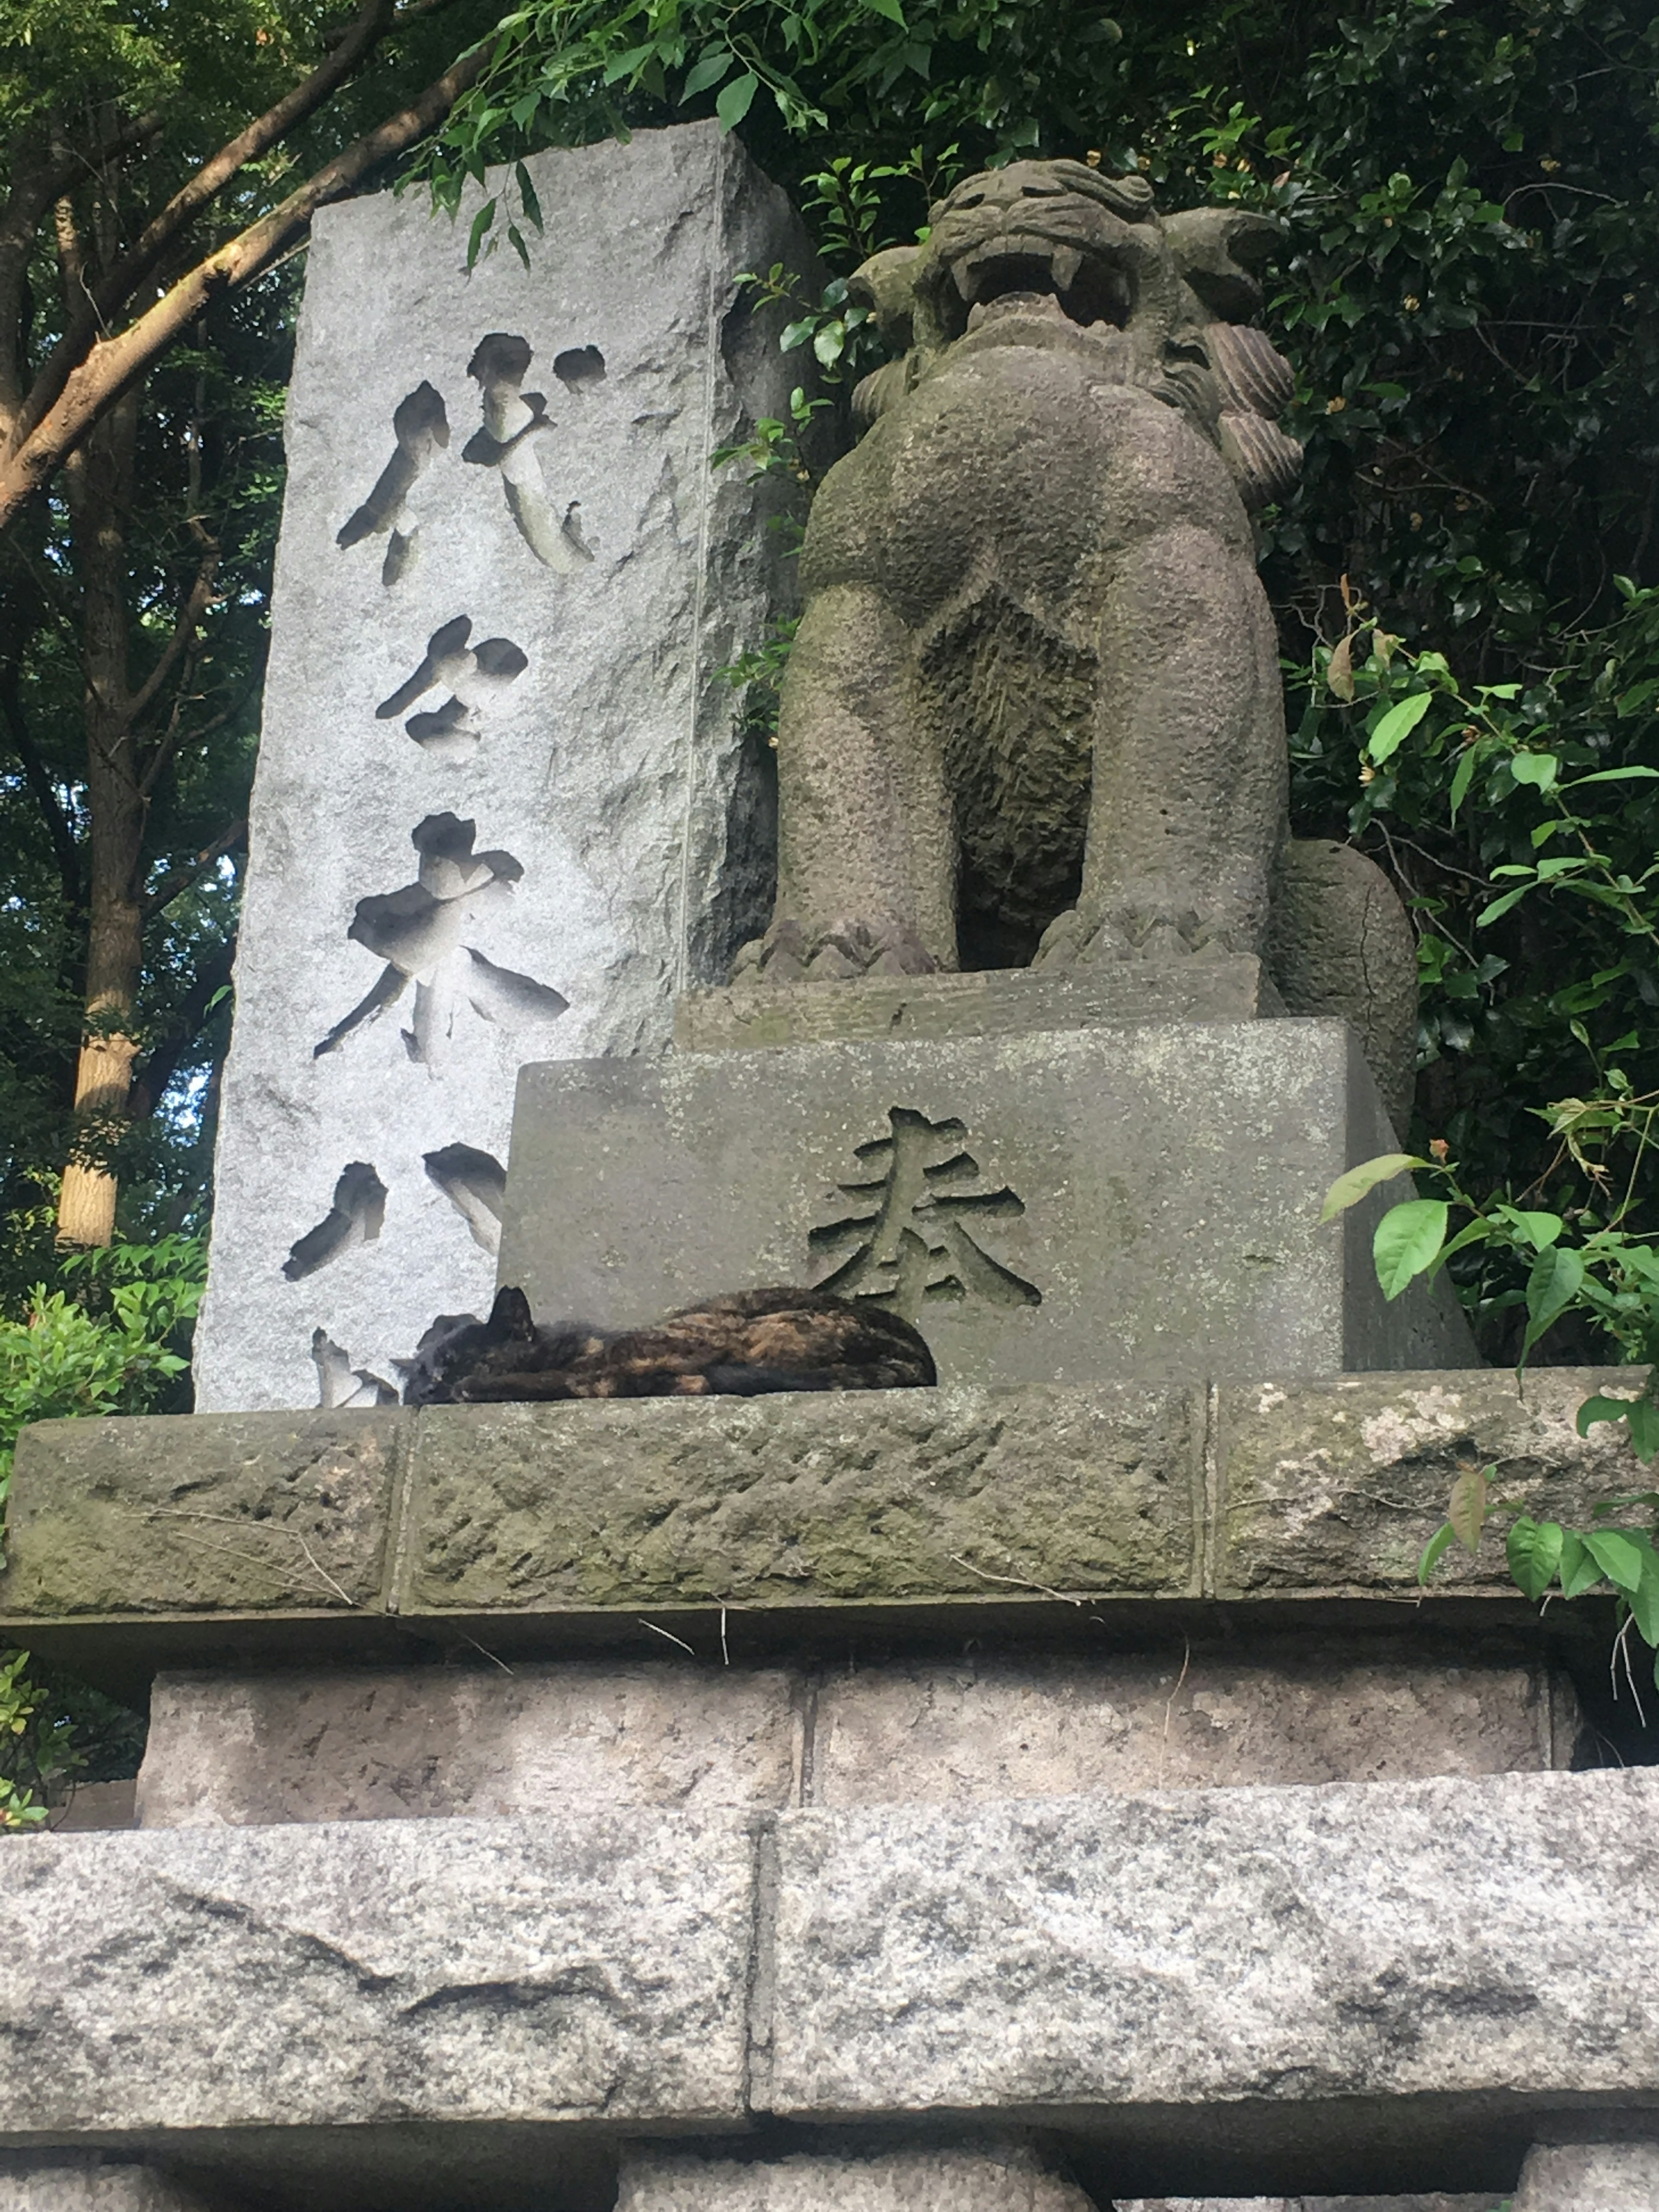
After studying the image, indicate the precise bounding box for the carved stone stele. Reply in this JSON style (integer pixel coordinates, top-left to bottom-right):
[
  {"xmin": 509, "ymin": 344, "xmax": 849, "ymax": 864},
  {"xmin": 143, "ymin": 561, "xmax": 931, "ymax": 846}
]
[{"xmin": 737, "ymin": 159, "xmax": 1416, "ymax": 1119}]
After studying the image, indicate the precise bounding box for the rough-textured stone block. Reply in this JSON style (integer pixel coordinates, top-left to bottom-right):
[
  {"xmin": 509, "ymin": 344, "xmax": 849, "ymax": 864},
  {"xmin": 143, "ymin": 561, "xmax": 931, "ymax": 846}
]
[
  {"xmin": 1218, "ymin": 1369, "xmax": 1646, "ymax": 1594},
  {"xmin": 808, "ymin": 1649, "xmax": 1578, "ymax": 1804},
  {"xmin": 0, "ymin": 1812, "xmax": 754, "ymax": 2136},
  {"xmin": 1514, "ymin": 2142, "xmax": 1659, "ymax": 2210},
  {"xmin": 765, "ymin": 1768, "xmax": 1659, "ymax": 2125},
  {"xmin": 132, "ymin": 1642, "xmax": 1575, "ymax": 1831},
  {"xmin": 196, "ymin": 122, "xmax": 815, "ymax": 1414},
  {"xmin": 674, "ymin": 960, "xmax": 1276, "ymax": 1052},
  {"xmin": 0, "ymin": 1411, "xmax": 400, "ymax": 1617},
  {"xmin": 136, "ymin": 1661, "xmax": 800, "ymax": 1826},
  {"xmin": 0, "ymin": 2159, "xmax": 222, "ymax": 2211},
  {"xmin": 404, "ymin": 1385, "xmax": 1202, "ymax": 1613},
  {"xmin": 616, "ymin": 2138, "xmax": 1096, "ymax": 2209},
  {"xmin": 502, "ymin": 1020, "xmax": 1472, "ymax": 1388}
]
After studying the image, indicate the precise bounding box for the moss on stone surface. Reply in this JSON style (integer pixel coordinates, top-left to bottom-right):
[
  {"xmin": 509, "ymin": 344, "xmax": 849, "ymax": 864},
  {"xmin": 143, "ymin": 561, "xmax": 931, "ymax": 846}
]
[{"xmin": 404, "ymin": 1386, "xmax": 1204, "ymax": 1613}]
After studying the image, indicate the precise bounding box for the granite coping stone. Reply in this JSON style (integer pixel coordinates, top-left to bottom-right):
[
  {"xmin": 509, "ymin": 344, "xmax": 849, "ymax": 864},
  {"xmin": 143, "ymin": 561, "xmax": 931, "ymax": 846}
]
[
  {"xmin": 0, "ymin": 1370, "xmax": 1648, "ymax": 1673},
  {"xmin": 0, "ymin": 1770, "xmax": 1654, "ymax": 2201}
]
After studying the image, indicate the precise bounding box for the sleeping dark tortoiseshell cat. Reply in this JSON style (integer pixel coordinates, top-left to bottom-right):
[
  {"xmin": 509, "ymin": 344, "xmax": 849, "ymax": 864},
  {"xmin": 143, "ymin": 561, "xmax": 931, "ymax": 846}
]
[{"xmin": 402, "ymin": 1284, "xmax": 937, "ymax": 1406}]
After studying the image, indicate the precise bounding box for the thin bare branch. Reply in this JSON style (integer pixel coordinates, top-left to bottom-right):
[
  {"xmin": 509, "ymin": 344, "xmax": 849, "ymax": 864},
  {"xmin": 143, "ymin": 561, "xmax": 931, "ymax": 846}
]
[
  {"xmin": 0, "ymin": 38, "xmax": 486, "ymax": 534},
  {"xmin": 13, "ymin": 0, "xmax": 398, "ymax": 454},
  {"xmin": 140, "ymin": 818, "xmax": 246, "ymax": 921}
]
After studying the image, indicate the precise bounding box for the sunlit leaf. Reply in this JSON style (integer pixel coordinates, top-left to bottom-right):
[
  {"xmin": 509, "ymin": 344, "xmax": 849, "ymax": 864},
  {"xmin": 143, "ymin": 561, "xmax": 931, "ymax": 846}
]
[
  {"xmin": 1374, "ymin": 1198, "xmax": 1449, "ymax": 1300},
  {"xmin": 1506, "ymin": 1514, "xmax": 1563, "ymax": 1599},
  {"xmin": 1583, "ymin": 1526, "xmax": 1645, "ymax": 1595},
  {"xmin": 1521, "ymin": 1244, "xmax": 1585, "ymax": 1359},
  {"xmin": 1320, "ymin": 1153, "xmax": 1427, "ymax": 1224},
  {"xmin": 1418, "ymin": 1521, "xmax": 1458, "ymax": 1585},
  {"xmin": 1366, "ymin": 690, "xmax": 1433, "ymax": 763},
  {"xmin": 1449, "ymin": 1464, "xmax": 1490, "ymax": 1553}
]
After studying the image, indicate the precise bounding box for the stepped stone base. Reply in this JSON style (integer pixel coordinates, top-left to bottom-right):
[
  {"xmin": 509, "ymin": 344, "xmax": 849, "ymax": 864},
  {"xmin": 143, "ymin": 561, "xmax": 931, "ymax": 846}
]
[
  {"xmin": 615, "ymin": 2137, "xmax": 1097, "ymax": 2210},
  {"xmin": 2, "ymin": 1770, "xmax": 1656, "ymax": 2207},
  {"xmin": 133, "ymin": 1645, "xmax": 1581, "ymax": 1831},
  {"xmin": 1515, "ymin": 2141, "xmax": 1659, "ymax": 2209},
  {"xmin": 6, "ymin": 1369, "xmax": 1643, "ymax": 1692}
]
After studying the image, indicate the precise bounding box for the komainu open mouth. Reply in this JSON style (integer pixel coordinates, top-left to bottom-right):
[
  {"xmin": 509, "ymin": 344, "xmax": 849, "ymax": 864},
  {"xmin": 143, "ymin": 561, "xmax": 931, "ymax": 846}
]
[{"xmin": 947, "ymin": 242, "xmax": 1135, "ymax": 339}]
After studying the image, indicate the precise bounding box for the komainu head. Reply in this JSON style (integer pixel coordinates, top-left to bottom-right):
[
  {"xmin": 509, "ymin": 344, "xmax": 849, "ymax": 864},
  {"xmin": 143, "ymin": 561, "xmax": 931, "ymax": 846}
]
[{"xmin": 848, "ymin": 159, "xmax": 1302, "ymax": 511}]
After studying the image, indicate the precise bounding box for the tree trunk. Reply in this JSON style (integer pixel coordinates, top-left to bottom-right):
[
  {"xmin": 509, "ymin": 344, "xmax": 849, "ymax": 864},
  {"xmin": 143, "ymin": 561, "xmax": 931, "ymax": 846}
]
[{"xmin": 56, "ymin": 395, "xmax": 144, "ymax": 1248}]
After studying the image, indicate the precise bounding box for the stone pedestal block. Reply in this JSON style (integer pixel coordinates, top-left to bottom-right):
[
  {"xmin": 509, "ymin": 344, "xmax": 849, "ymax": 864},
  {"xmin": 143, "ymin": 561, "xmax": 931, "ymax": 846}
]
[
  {"xmin": 615, "ymin": 2138, "xmax": 1096, "ymax": 2210},
  {"xmin": 0, "ymin": 2161, "xmax": 219, "ymax": 2211},
  {"xmin": 1514, "ymin": 2142, "xmax": 1659, "ymax": 2210},
  {"xmin": 129, "ymin": 1647, "xmax": 1577, "ymax": 1829},
  {"xmin": 195, "ymin": 122, "xmax": 817, "ymax": 1413},
  {"xmin": 501, "ymin": 1018, "xmax": 1472, "ymax": 1385}
]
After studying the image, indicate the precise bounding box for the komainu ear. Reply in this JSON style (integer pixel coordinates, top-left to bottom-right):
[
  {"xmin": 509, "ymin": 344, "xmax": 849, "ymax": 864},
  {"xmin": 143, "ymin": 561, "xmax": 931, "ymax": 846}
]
[
  {"xmin": 1162, "ymin": 207, "xmax": 1284, "ymax": 324},
  {"xmin": 847, "ymin": 245, "xmax": 922, "ymax": 351},
  {"xmin": 487, "ymin": 1284, "xmax": 537, "ymax": 1342}
]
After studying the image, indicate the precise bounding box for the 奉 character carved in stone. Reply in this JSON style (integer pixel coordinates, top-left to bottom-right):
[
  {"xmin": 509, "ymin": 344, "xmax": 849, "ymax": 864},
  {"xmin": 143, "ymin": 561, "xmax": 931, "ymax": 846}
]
[{"xmin": 735, "ymin": 160, "xmax": 1416, "ymax": 1122}]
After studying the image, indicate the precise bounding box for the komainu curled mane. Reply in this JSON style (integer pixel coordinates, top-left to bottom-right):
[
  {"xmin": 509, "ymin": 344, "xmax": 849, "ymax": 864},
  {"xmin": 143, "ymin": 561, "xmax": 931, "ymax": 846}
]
[
  {"xmin": 404, "ymin": 1284, "xmax": 936, "ymax": 1405},
  {"xmin": 736, "ymin": 159, "xmax": 1418, "ymax": 1125}
]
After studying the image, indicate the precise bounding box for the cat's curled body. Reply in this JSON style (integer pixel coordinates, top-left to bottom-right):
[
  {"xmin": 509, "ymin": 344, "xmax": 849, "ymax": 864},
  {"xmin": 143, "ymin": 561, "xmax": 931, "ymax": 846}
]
[{"xmin": 403, "ymin": 1284, "xmax": 936, "ymax": 1406}]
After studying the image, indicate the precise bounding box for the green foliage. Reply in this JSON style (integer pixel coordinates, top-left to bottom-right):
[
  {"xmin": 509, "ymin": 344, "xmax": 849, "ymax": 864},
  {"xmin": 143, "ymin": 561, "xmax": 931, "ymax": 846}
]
[{"xmin": 0, "ymin": 1236, "xmax": 203, "ymax": 1830}]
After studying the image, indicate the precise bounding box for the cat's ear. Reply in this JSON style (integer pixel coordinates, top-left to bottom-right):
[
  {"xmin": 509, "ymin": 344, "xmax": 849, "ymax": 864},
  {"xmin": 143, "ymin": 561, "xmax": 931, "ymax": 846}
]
[{"xmin": 488, "ymin": 1285, "xmax": 537, "ymax": 1342}]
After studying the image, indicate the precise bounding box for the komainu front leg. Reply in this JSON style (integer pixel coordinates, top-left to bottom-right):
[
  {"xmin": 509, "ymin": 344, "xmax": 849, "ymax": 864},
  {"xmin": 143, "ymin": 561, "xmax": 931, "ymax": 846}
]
[
  {"xmin": 734, "ymin": 583, "xmax": 957, "ymax": 983},
  {"xmin": 1036, "ymin": 521, "xmax": 1286, "ymax": 968}
]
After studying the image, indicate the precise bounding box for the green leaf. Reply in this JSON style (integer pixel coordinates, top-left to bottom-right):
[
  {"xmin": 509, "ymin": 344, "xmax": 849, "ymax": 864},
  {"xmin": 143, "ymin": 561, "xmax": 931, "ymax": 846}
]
[
  {"xmin": 1494, "ymin": 1208, "xmax": 1563, "ymax": 1251},
  {"xmin": 1583, "ymin": 1526, "xmax": 1645, "ymax": 1595},
  {"xmin": 466, "ymin": 197, "xmax": 498, "ymax": 268},
  {"xmin": 1506, "ymin": 1515, "xmax": 1563, "ymax": 1599},
  {"xmin": 861, "ymin": 0, "xmax": 908, "ymax": 20},
  {"xmin": 1578, "ymin": 1392, "xmax": 1640, "ymax": 1437},
  {"xmin": 1366, "ymin": 690, "xmax": 1433, "ymax": 764},
  {"xmin": 1449, "ymin": 745, "xmax": 1480, "ymax": 820},
  {"xmin": 1630, "ymin": 1396, "xmax": 1659, "ymax": 1462},
  {"xmin": 1319, "ymin": 1153, "xmax": 1428, "ymax": 1224},
  {"xmin": 1418, "ymin": 1521, "xmax": 1458, "ymax": 1585},
  {"xmin": 715, "ymin": 69, "xmax": 759, "ymax": 127},
  {"xmin": 1628, "ymin": 1542, "xmax": 1659, "ymax": 1646},
  {"xmin": 1563, "ymin": 766, "xmax": 1659, "ymax": 787},
  {"xmin": 1477, "ymin": 884, "xmax": 1532, "ymax": 928},
  {"xmin": 1558, "ymin": 1531, "xmax": 1603, "ymax": 1599},
  {"xmin": 1450, "ymin": 1464, "xmax": 1491, "ymax": 1553},
  {"xmin": 514, "ymin": 161, "xmax": 543, "ymax": 232},
  {"xmin": 683, "ymin": 47, "xmax": 733, "ymax": 95},
  {"xmin": 1521, "ymin": 1244, "xmax": 1585, "ymax": 1359},
  {"xmin": 1509, "ymin": 752, "xmax": 1560, "ymax": 790},
  {"xmin": 1374, "ymin": 1199, "xmax": 1449, "ymax": 1300}
]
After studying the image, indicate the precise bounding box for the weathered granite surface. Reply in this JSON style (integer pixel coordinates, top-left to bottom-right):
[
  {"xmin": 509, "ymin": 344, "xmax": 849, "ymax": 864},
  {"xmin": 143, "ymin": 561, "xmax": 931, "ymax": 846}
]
[
  {"xmin": 0, "ymin": 2159, "xmax": 222, "ymax": 2210},
  {"xmin": 131, "ymin": 1646, "xmax": 1578, "ymax": 1828},
  {"xmin": 3, "ymin": 1371, "xmax": 1645, "ymax": 1665},
  {"xmin": 195, "ymin": 122, "xmax": 816, "ymax": 1414},
  {"xmin": 137, "ymin": 1661, "xmax": 803, "ymax": 1826},
  {"xmin": 1514, "ymin": 2142, "xmax": 1659, "ymax": 2209},
  {"xmin": 502, "ymin": 1021, "xmax": 1471, "ymax": 1388},
  {"xmin": 615, "ymin": 2138, "xmax": 1098, "ymax": 2209},
  {"xmin": 675, "ymin": 961, "xmax": 1278, "ymax": 1051},
  {"xmin": 0, "ymin": 1409, "xmax": 399, "ymax": 1618},
  {"xmin": 406, "ymin": 1384, "xmax": 1200, "ymax": 1614},
  {"xmin": 0, "ymin": 1812, "xmax": 754, "ymax": 2136},
  {"xmin": 2, "ymin": 1771, "xmax": 1655, "ymax": 2196},
  {"xmin": 764, "ymin": 1767, "xmax": 1659, "ymax": 2127}
]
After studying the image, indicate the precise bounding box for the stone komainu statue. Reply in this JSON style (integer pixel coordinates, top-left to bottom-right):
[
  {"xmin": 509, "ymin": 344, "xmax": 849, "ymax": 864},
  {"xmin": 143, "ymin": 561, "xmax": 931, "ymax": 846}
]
[{"xmin": 734, "ymin": 159, "xmax": 1417, "ymax": 1131}]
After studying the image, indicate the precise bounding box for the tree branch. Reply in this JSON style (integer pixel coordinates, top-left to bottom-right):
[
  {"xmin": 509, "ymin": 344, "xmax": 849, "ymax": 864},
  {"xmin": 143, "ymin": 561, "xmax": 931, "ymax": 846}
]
[
  {"xmin": 0, "ymin": 660, "xmax": 83, "ymax": 919},
  {"xmin": 130, "ymin": 537, "xmax": 221, "ymax": 737},
  {"xmin": 126, "ymin": 928, "xmax": 238, "ymax": 1121},
  {"xmin": 11, "ymin": 0, "xmax": 399, "ymax": 456},
  {"xmin": 141, "ymin": 816, "xmax": 246, "ymax": 920},
  {"xmin": 0, "ymin": 111, "xmax": 167, "ymax": 426},
  {"xmin": 0, "ymin": 38, "xmax": 486, "ymax": 535}
]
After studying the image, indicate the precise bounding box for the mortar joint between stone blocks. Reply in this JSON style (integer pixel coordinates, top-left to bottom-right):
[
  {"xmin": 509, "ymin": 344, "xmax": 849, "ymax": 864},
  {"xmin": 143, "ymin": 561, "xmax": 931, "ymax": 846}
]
[
  {"xmin": 1199, "ymin": 1378, "xmax": 1223, "ymax": 1600},
  {"xmin": 742, "ymin": 1810, "xmax": 781, "ymax": 2117},
  {"xmin": 379, "ymin": 1409, "xmax": 420, "ymax": 1618}
]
